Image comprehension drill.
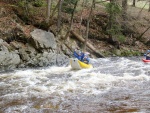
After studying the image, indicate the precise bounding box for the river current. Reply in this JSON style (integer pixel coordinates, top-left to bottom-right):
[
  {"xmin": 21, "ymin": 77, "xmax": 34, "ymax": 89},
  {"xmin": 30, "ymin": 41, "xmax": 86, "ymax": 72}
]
[{"xmin": 0, "ymin": 57, "xmax": 150, "ymax": 113}]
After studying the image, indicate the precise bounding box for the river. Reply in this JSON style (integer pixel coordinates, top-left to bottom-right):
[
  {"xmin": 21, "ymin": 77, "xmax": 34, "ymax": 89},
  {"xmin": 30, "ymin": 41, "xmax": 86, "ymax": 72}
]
[{"xmin": 0, "ymin": 57, "xmax": 150, "ymax": 113}]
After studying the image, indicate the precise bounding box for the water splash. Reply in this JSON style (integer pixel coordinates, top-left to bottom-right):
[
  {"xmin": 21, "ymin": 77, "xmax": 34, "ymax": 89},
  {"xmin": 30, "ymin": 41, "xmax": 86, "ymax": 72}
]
[{"xmin": 0, "ymin": 57, "xmax": 150, "ymax": 113}]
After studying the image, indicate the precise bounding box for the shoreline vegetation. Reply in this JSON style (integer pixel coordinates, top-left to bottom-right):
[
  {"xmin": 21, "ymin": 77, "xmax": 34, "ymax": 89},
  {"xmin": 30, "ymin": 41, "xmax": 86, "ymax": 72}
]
[{"xmin": 0, "ymin": 0, "xmax": 149, "ymax": 71}]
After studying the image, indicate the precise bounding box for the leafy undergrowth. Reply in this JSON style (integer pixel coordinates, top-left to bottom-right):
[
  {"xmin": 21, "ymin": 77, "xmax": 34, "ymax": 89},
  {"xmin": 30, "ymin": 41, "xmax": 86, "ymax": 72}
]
[{"xmin": 0, "ymin": 1, "xmax": 150, "ymax": 57}]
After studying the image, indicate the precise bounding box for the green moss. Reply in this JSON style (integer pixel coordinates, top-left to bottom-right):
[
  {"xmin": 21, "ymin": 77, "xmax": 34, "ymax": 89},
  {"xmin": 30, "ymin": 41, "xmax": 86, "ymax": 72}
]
[
  {"xmin": 111, "ymin": 49, "xmax": 141, "ymax": 57},
  {"xmin": 33, "ymin": 0, "xmax": 44, "ymax": 7},
  {"xmin": 120, "ymin": 50, "xmax": 141, "ymax": 56}
]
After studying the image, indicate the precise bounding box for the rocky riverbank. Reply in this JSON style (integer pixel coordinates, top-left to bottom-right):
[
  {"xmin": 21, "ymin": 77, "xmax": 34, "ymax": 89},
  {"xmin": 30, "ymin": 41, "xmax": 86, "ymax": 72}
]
[{"xmin": 0, "ymin": 28, "xmax": 68, "ymax": 71}]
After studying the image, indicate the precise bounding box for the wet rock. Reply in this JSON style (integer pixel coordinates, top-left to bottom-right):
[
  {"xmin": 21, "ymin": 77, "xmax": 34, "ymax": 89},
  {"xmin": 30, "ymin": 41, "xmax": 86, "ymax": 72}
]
[
  {"xmin": 0, "ymin": 39, "xmax": 20, "ymax": 70},
  {"xmin": 10, "ymin": 41, "xmax": 22, "ymax": 49},
  {"xmin": 25, "ymin": 43, "xmax": 37, "ymax": 56},
  {"xmin": 56, "ymin": 54, "xmax": 69, "ymax": 66},
  {"xmin": 0, "ymin": 29, "xmax": 69, "ymax": 70},
  {"xmin": 0, "ymin": 50, "xmax": 20, "ymax": 70},
  {"xmin": 30, "ymin": 29, "xmax": 57, "ymax": 50},
  {"xmin": 61, "ymin": 44, "xmax": 70, "ymax": 55},
  {"xmin": 46, "ymin": 53, "xmax": 57, "ymax": 66},
  {"xmin": 19, "ymin": 48, "xmax": 30, "ymax": 61}
]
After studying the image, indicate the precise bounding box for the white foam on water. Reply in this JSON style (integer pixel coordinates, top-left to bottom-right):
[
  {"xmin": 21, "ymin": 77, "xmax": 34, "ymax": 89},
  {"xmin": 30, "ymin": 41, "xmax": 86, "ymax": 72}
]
[
  {"xmin": 0, "ymin": 57, "xmax": 150, "ymax": 112},
  {"xmin": 1, "ymin": 59, "xmax": 149, "ymax": 96}
]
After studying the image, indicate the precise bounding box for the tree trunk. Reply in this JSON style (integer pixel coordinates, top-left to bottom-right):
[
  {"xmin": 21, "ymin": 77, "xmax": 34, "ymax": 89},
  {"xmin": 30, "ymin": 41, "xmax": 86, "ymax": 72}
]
[
  {"xmin": 108, "ymin": 0, "xmax": 114, "ymax": 40},
  {"xmin": 50, "ymin": 1, "xmax": 59, "ymax": 19},
  {"xmin": 83, "ymin": 0, "xmax": 95, "ymax": 52},
  {"xmin": 45, "ymin": 1, "xmax": 59, "ymax": 28},
  {"xmin": 46, "ymin": 0, "xmax": 51, "ymax": 23},
  {"xmin": 132, "ymin": 0, "xmax": 136, "ymax": 7},
  {"xmin": 71, "ymin": 31, "xmax": 105, "ymax": 58},
  {"xmin": 138, "ymin": 26, "xmax": 150, "ymax": 39},
  {"xmin": 24, "ymin": 0, "xmax": 29, "ymax": 17},
  {"xmin": 69, "ymin": 0, "xmax": 78, "ymax": 31},
  {"xmin": 93, "ymin": 0, "xmax": 96, "ymax": 8},
  {"xmin": 64, "ymin": 0, "xmax": 78, "ymax": 39},
  {"xmin": 122, "ymin": 0, "xmax": 128, "ymax": 21},
  {"xmin": 137, "ymin": 1, "xmax": 148, "ymax": 18},
  {"xmin": 79, "ymin": 0, "xmax": 85, "ymax": 34},
  {"xmin": 148, "ymin": 0, "xmax": 150, "ymax": 12},
  {"xmin": 57, "ymin": 0, "xmax": 63, "ymax": 33},
  {"xmin": 85, "ymin": 0, "xmax": 88, "ymax": 6}
]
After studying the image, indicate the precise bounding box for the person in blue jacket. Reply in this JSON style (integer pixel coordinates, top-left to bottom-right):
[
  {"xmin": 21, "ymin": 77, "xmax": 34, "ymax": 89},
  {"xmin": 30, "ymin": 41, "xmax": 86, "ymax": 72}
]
[
  {"xmin": 82, "ymin": 52, "xmax": 90, "ymax": 64},
  {"xmin": 73, "ymin": 49, "xmax": 82, "ymax": 61},
  {"xmin": 144, "ymin": 50, "xmax": 150, "ymax": 60},
  {"xmin": 73, "ymin": 49, "xmax": 90, "ymax": 64}
]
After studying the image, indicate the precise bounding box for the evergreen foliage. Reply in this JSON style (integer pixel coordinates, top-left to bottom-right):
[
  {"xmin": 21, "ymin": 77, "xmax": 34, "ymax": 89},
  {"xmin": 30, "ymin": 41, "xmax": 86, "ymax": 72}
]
[
  {"xmin": 105, "ymin": 2, "xmax": 125, "ymax": 43},
  {"xmin": 33, "ymin": 0, "xmax": 44, "ymax": 7},
  {"xmin": 18, "ymin": 0, "xmax": 44, "ymax": 8}
]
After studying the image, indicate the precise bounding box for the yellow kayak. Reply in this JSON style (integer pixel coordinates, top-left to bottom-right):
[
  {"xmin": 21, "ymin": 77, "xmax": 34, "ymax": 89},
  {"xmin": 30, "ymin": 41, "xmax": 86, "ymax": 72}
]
[
  {"xmin": 78, "ymin": 60, "xmax": 93, "ymax": 68},
  {"xmin": 70, "ymin": 58, "xmax": 93, "ymax": 70}
]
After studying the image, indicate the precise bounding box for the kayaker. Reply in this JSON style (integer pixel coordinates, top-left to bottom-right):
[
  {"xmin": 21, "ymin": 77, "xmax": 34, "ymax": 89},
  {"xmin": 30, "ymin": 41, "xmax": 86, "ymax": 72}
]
[
  {"xmin": 146, "ymin": 52, "xmax": 150, "ymax": 60},
  {"xmin": 73, "ymin": 48, "xmax": 83, "ymax": 61},
  {"xmin": 144, "ymin": 50, "xmax": 150, "ymax": 60},
  {"xmin": 82, "ymin": 52, "xmax": 90, "ymax": 64},
  {"xmin": 73, "ymin": 49, "xmax": 90, "ymax": 64}
]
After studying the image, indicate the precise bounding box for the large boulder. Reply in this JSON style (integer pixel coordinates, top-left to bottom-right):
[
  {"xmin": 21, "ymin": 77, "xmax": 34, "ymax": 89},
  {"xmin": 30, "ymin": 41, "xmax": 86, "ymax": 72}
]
[
  {"xmin": 30, "ymin": 29, "xmax": 57, "ymax": 50},
  {"xmin": 0, "ymin": 28, "xmax": 69, "ymax": 71},
  {"xmin": 0, "ymin": 51, "xmax": 20, "ymax": 69},
  {"xmin": 0, "ymin": 39, "xmax": 20, "ymax": 70},
  {"xmin": 24, "ymin": 52, "xmax": 69, "ymax": 67}
]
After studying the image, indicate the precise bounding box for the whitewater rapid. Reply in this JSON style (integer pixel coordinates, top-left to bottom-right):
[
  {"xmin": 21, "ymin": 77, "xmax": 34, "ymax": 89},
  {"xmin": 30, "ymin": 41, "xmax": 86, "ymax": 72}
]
[{"xmin": 0, "ymin": 57, "xmax": 150, "ymax": 113}]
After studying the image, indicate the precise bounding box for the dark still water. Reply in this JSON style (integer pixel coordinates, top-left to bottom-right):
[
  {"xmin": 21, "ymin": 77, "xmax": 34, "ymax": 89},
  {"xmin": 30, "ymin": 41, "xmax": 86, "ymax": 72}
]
[{"xmin": 0, "ymin": 57, "xmax": 150, "ymax": 113}]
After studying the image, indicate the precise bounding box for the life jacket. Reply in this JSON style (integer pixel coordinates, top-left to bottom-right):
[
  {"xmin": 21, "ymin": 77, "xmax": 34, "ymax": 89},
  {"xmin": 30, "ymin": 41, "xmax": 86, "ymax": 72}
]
[
  {"xmin": 83, "ymin": 53, "xmax": 90, "ymax": 63},
  {"xmin": 73, "ymin": 51, "xmax": 90, "ymax": 63},
  {"xmin": 73, "ymin": 51, "xmax": 84, "ymax": 61},
  {"xmin": 146, "ymin": 56, "xmax": 150, "ymax": 60},
  {"xmin": 144, "ymin": 50, "xmax": 150, "ymax": 60}
]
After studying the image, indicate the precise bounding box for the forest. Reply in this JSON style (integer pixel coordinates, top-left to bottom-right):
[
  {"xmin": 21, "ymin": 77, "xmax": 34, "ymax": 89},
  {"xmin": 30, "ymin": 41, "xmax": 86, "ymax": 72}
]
[{"xmin": 0, "ymin": 0, "xmax": 150, "ymax": 58}]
